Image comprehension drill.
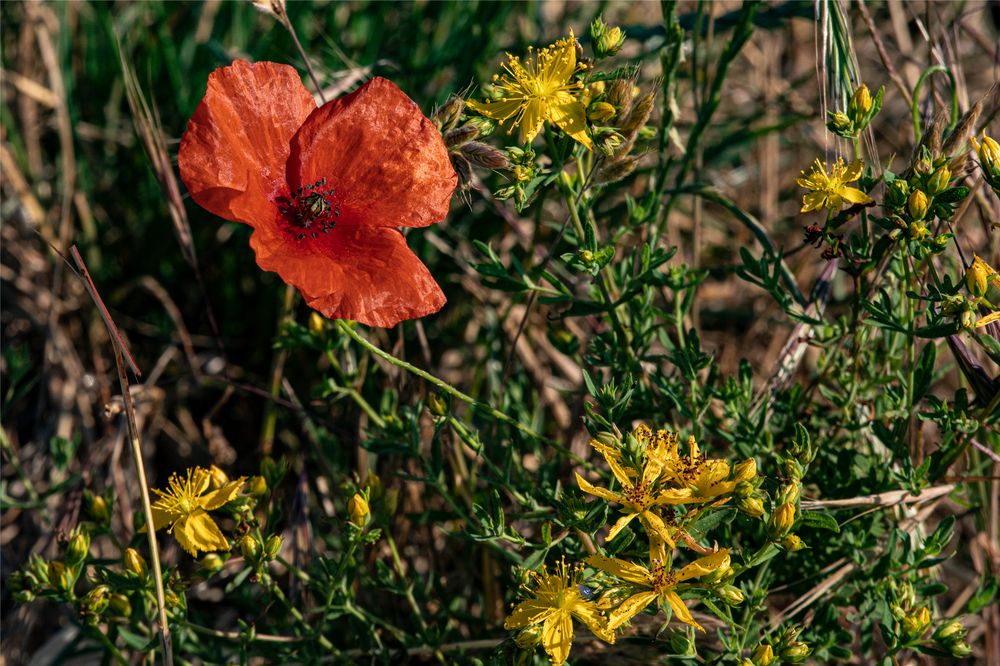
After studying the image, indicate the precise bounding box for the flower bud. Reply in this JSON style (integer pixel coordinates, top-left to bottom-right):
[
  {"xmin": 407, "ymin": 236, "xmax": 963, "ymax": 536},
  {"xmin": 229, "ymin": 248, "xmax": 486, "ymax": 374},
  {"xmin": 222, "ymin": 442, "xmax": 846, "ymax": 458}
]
[
  {"xmin": 768, "ymin": 503, "xmax": 796, "ymax": 540},
  {"xmin": 902, "ymin": 606, "xmax": 932, "ymax": 638},
  {"xmin": 597, "ymin": 26, "xmax": 626, "ymax": 58},
  {"xmin": 783, "ymin": 458, "xmax": 803, "ymax": 481},
  {"xmin": 47, "ymin": 561, "xmax": 72, "ymax": 594},
  {"xmin": 444, "ymin": 124, "xmax": 479, "ymax": 148},
  {"xmin": 465, "ymin": 114, "xmax": 498, "ymax": 137},
  {"xmin": 907, "ymin": 189, "xmax": 929, "ymax": 220},
  {"xmin": 208, "ymin": 464, "xmax": 229, "ymax": 490},
  {"xmin": 779, "ymin": 642, "xmax": 812, "ymax": 663},
  {"xmin": 780, "ymin": 479, "xmax": 801, "ymax": 504},
  {"xmin": 124, "ymin": 548, "xmax": 147, "ymax": 577},
  {"xmin": 966, "ymin": 255, "xmax": 997, "ymax": 297},
  {"xmin": 200, "ymin": 553, "xmax": 225, "ymax": 574},
  {"xmin": 933, "ymin": 618, "xmax": 966, "ymax": 643},
  {"xmin": 734, "ymin": 481, "xmax": 755, "ymax": 499},
  {"xmin": 308, "ymin": 312, "xmax": 327, "ymax": 336},
  {"xmin": 427, "ymin": 393, "xmax": 448, "ymax": 417},
  {"xmin": 348, "ymin": 493, "xmax": 370, "ymax": 528},
  {"xmin": 240, "ymin": 535, "xmax": 262, "ymax": 561},
  {"xmin": 85, "ymin": 585, "xmax": 110, "ymax": 615},
  {"xmin": 264, "ymin": 535, "xmax": 283, "ymax": 560},
  {"xmin": 13, "ymin": 589, "xmax": 35, "ymax": 604},
  {"xmin": 960, "ymin": 308, "xmax": 979, "ymax": 331},
  {"xmin": 751, "ymin": 643, "xmax": 775, "ymax": 666},
  {"xmin": 85, "ymin": 492, "xmax": 110, "ymax": 525},
  {"xmin": 886, "ymin": 179, "xmax": 909, "ymax": 209},
  {"xmin": 65, "ymin": 531, "xmax": 90, "ymax": 565},
  {"xmin": 384, "ymin": 487, "xmax": 400, "ymax": 517},
  {"xmin": 738, "ymin": 660, "xmax": 754, "ymax": 666},
  {"xmin": 926, "ymin": 166, "xmax": 950, "ymax": 195},
  {"xmin": 460, "ymin": 141, "xmax": 509, "ymax": 169},
  {"xmin": 364, "ymin": 473, "xmax": 383, "ymax": 500},
  {"xmin": 109, "ymin": 593, "xmax": 132, "ymax": 616},
  {"xmin": 717, "ymin": 585, "xmax": 745, "ymax": 606},
  {"xmin": 248, "ymin": 475, "xmax": 268, "ymax": 497},
  {"xmin": 433, "ymin": 96, "xmax": 465, "ymax": 131},
  {"xmin": 781, "ymin": 534, "xmax": 807, "ymax": 551},
  {"xmin": 588, "ymin": 101, "xmax": 616, "ymax": 123},
  {"xmin": 737, "ymin": 496, "xmax": 765, "ymax": 519},
  {"xmin": 733, "ymin": 458, "xmax": 757, "ymax": 483},
  {"xmin": 972, "ymin": 134, "xmax": 999, "ymax": 176},
  {"xmin": 947, "ymin": 640, "xmax": 973, "ymax": 658},
  {"xmin": 848, "ymin": 84, "xmax": 873, "ymax": 127},
  {"xmin": 827, "ymin": 111, "xmax": 853, "ymax": 136}
]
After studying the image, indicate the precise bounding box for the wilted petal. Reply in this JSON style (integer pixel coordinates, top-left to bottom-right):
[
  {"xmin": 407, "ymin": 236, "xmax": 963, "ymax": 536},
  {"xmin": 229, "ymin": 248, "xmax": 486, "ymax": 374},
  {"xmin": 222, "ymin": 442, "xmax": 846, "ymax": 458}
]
[{"xmin": 541, "ymin": 612, "xmax": 573, "ymax": 666}]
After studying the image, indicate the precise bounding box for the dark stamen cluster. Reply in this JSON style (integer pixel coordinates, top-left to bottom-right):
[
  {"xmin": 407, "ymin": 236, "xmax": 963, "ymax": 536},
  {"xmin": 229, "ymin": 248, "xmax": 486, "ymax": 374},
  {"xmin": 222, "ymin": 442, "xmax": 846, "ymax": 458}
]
[
  {"xmin": 277, "ymin": 178, "xmax": 341, "ymax": 240},
  {"xmin": 623, "ymin": 481, "xmax": 651, "ymax": 510}
]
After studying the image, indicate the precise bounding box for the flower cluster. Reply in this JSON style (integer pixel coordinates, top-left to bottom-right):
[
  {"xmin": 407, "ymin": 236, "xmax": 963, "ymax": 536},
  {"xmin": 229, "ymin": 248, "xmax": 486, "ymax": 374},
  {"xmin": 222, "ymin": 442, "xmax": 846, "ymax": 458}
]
[{"xmin": 505, "ymin": 426, "xmax": 766, "ymax": 665}]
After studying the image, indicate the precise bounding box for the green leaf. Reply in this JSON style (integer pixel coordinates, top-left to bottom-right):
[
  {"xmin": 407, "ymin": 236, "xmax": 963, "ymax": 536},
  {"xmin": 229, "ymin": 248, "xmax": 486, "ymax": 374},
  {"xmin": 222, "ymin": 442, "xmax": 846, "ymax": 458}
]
[{"xmin": 799, "ymin": 510, "xmax": 840, "ymax": 533}]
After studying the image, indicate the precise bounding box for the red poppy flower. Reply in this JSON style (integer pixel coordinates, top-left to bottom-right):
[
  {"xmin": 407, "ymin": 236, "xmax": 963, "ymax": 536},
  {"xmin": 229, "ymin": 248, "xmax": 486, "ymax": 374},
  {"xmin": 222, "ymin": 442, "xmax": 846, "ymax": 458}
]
[{"xmin": 178, "ymin": 60, "xmax": 456, "ymax": 327}]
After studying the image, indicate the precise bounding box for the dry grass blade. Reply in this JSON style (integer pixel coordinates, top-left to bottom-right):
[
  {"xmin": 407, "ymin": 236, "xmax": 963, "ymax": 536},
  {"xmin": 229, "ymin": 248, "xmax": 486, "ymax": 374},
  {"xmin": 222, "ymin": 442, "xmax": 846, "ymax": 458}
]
[
  {"xmin": 117, "ymin": 36, "xmax": 197, "ymax": 270},
  {"xmin": 69, "ymin": 246, "xmax": 172, "ymax": 666}
]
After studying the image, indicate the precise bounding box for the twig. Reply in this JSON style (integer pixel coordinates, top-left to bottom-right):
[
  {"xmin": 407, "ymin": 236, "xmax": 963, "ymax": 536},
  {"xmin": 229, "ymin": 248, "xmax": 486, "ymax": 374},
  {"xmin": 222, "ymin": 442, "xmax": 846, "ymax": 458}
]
[{"xmin": 70, "ymin": 246, "xmax": 172, "ymax": 666}]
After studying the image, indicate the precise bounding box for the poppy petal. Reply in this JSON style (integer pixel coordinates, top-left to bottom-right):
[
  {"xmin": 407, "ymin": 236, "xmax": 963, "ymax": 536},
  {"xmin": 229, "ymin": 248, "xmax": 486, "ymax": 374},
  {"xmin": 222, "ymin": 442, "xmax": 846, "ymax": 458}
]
[
  {"xmin": 287, "ymin": 77, "xmax": 456, "ymax": 229},
  {"xmin": 178, "ymin": 60, "xmax": 316, "ymax": 228},
  {"xmin": 249, "ymin": 224, "xmax": 445, "ymax": 327}
]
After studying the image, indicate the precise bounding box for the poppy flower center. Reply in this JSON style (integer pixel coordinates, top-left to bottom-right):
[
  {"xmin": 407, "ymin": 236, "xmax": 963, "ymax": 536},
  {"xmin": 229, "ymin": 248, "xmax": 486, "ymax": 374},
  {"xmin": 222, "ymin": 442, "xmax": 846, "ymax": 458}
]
[{"xmin": 276, "ymin": 178, "xmax": 342, "ymax": 240}]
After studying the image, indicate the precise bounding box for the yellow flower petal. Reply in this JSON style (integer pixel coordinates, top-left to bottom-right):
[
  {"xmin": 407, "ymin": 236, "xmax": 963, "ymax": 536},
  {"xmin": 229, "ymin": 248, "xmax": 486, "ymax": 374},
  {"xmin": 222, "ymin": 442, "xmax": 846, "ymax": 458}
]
[
  {"xmin": 172, "ymin": 509, "xmax": 229, "ymax": 556},
  {"xmin": 639, "ymin": 510, "xmax": 677, "ymax": 546},
  {"xmin": 665, "ymin": 590, "xmax": 703, "ymax": 632},
  {"xmin": 541, "ymin": 33, "xmax": 577, "ymax": 88},
  {"xmin": 843, "ymin": 158, "xmax": 864, "ymax": 182},
  {"xmin": 606, "ymin": 512, "xmax": 638, "ymax": 541},
  {"xmin": 801, "ymin": 191, "xmax": 826, "ymax": 212},
  {"xmin": 150, "ymin": 505, "xmax": 179, "ymax": 532},
  {"xmin": 570, "ymin": 598, "xmax": 616, "ymax": 643},
  {"xmin": 975, "ymin": 310, "xmax": 1000, "ymax": 327},
  {"xmin": 548, "ymin": 96, "xmax": 592, "ymax": 150},
  {"xmin": 201, "ymin": 477, "xmax": 246, "ymax": 511},
  {"xmin": 575, "ymin": 472, "xmax": 621, "ymax": 503},
  {"xmin": 607, "ymin": 590, "xmax": 658, "ymax": 631},
  {"xmin": 541, "ymin": 611, "xmax": 573, "ymax": 666},
  {"xmin": 676, "ymin": 549, "xmax": 731, "ymax": 582},
  {"xmin": 520, "ymin": 98, "xmax": 548, "ymax": 144},
  {"xmin": 585, "ymin": 555, "xmax": 651, "ymax": 586},
  {"xmin": 839, "ymin": 186, "xmax": 873, "ymax": 205},
  {"xmin": 466, "ymin": 98, "xmax": 525, "ymax": 123},
  {"xmin": 504, "ymin": 598, "xmax": 558, "ymax": 630}
]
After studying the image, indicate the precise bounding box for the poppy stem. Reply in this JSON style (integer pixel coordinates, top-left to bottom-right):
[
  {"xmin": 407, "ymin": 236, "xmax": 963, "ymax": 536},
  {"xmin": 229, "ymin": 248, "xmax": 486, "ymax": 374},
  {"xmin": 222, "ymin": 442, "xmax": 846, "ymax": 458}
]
[{"xmin": 335, "ymin": 321, "xmax": 548, "ymax": 443}]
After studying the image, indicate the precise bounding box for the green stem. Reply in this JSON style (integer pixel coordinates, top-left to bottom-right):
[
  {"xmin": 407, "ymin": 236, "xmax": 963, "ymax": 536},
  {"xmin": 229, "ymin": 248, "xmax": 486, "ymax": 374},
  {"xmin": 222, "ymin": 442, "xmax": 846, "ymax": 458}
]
[
  {"xmin": 266, "ymin": 576, "xmax": 334, "ymax": 650},
  {"xmin": 336, "ymin": 321, "xmax": 549, "ymax": 443}
]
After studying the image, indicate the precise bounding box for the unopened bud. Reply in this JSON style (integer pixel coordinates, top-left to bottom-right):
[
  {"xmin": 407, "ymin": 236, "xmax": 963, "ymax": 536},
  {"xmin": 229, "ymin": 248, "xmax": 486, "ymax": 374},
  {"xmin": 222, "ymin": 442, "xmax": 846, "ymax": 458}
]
[
  {"xmin": 444, "ymin": 124, "xmax": 479, "ymax": 148},
  {"xmin": 717, "ymin": 585, "xmax": 745, "ymax": 606},
  {"xmin": 364, "ymin": 473, "xmax": 383, "ymax": 500},
  {"xmin": 783, "ymin": 458, "xmax": 803, "ymax": 481},
  {"xmin": 927, "ymin": 167, "xmax": 950, "ymax": 195},
  {"xmin": 751, "ymin": 643, "xmax": 775, "ymax": 666},
  {"xmin": 85, "ymin": 585, "xmax": 110, "ymax": 615},
  {"xmin": 768, "ymin": 503, "xmax": 796, "ymax": 539},
  {"xmin": 109, "ymin": 593, "xmax": 132, "ymax": 616},
  {"xmin": 902, "ymin": 606, "xmax": 932, "ymax": 638},
  {"xmin": 85, "ymin": 492, "xmax": 110, "ymax": 525},
  {"xmin": 308, "ymin": 311, "xmax": 327, "ymax": 336},
  {"xmin": 933, "ymin": 618, "xmax": 966, "ymax": 643},
  {"xmin": 972, "ymin": 134, "xmax": 1000, "ymax": 176},
  {"xmin": 779, "ymin": 642, "xmax": 812, "ymax": 663},
  {"xmin": 47, "ymin": 561, "xmax": 72, "ymax": 594},
  {"xmin": 848, "ymin": 84, "xmax": 873, "ymax": 126},
  {"xmin": 434, "ymin": 96, "xmax": 465, "ymax": 131},
  {"xmin": 738, "ymin": 496, "xmax": 765, "ymax": 519},
  {"xmin": 966, "ymin": 255, "xmax": 997, "ymax": 297},
  {"xmin": 588, "ymin": 101, "xmax": 616, "ymax": 123},
  {"xmin": 827, "ymin": 111, "xmax": 852, "ymax": 135},
  {"xmin": 66, "ymin": 531, "xmax": 90, "ymax": 565},
  {"xmin": 781, "ymin": 534, "xmax": 807, "ymax": 551},
  {"xmin": 515, "ymin": 623, "xmax": 543, "ymax": 649},
  {"xmin": 264, "ymin": 535, "xmax": 283, "ymax": 560},
  {"xmin": 465, "ymin": 114, "xmax": 498, "ymax": 137},
  {"xmin": 733, "ymin": 458, "xmax": 757, "ymax": 483},
  {"xmin": 124, "ymin": 548, "xmax": 147, "ymax": 577},
  {"xmin": 886, "ymin": 179, "xmax": 909, "ymax": 208},
  {"xmin": 249, "ymin": 475, "xmax": 268, "ymax": 497},
  {"xmin": 200, "ymin": 553, "xmax": 225, "ymax": 574},
  {"xmin": 348, "ymin": 493, "xmax": 370, "ymax": 528},
  {"xmin": 908, "ymin": 189, "xmax": 929, "ymax": 220},
  {"xmin": 240, "ymin": 535, "xmax": 262, "ymax": 561},
  {"xmin": 427, "ymin": 393, "xmax": 449, "ymax": 417},
  {"xmin": 735, "ymin": 480, "xmax": 755, "ymax": 498},
  {"xmin": 947, "ymin": 640, "xmax": 973, "ymax": 658},
  {"xmin": 208, "ymin": 465, "xmax": 229, "ymax": 490}
]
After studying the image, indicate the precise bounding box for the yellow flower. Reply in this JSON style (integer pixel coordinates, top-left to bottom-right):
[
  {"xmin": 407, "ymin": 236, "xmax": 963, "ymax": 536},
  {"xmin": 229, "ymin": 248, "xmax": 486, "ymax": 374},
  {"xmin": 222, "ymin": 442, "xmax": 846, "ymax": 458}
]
[
  {"xmin": 971, "ymin": 134, "xmax": 999, "ymax": 177},
  {"xmin": 467, "ymin": 31, "xmax": 592, "ymax": 150},
  {"xmin": 576, "ymin": 441, "xmax": 696, "ymax": 546},
  {"xmin": 504, "ymin": 559, "xmax": 614, "ymax": 665},
  {"xmin": 966, "ymin": 254, "xmax": 1000, "ymax": 297},
  {"xmin": 586, "ymin": 548, "xmax": 730, "ymax": 632},
  {"xmin": 659, "ymin": 436, "xmax": 738, "ymax": 499},
  {"xmin": 150, "ymin": 467, "xmax": 245, "ymax": 556},
  {"xmin": 796, "ymin": 158, "xmax": 874, "ymax": 212}
]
